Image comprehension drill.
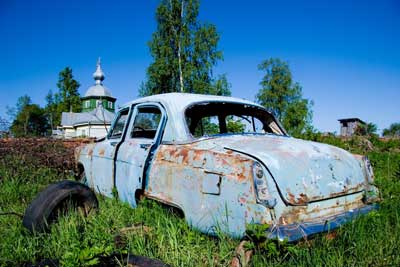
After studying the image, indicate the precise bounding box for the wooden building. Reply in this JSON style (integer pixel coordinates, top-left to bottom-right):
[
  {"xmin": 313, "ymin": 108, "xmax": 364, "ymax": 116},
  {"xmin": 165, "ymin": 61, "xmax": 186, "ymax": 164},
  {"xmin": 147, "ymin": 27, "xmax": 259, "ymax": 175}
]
[{"xmin": 338, "ymin": 118, "xmax": 366, "ymax": 137}]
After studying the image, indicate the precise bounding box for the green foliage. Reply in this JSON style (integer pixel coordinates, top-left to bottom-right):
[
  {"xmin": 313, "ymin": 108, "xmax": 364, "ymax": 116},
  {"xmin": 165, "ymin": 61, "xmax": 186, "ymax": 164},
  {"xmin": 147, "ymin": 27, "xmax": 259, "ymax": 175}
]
[
  {"xmin": 10, "ymin": 102, "xmax": 49, "ymax": 137},
  {"xmin": 141, "ymin": 0, "xmax": 229, "ymax": 96},
  {"xmin": 246, "ymin": 223, "xmax": 270, "ymax": 242},
  {"xmin": 210, "ymin": 73, "xmax": 231, "ymax": 96},
  {"xmin": 256, "ymin": 58, "xmax": 313, "ymax": 137},
  {"xmin": 354, "ymin": 122, "xmax": 378, "ymax": 137},
  {"xmin": 226, "ymin": 117, "xmax": 245, "ymax": 133},
  {"xmin": 193, "ymin": 117, "xmax": 219, "ymax": 137},
  {"xmin": 383, "ymin": 122, "xmax": 400, "ymax": 137},
  {"xmin": 49, "ymin": 67, "xmax": 81, "ymax": 127},
  {"xmin": 39, "ymin": 67, "xmax": 82, "ymax": 129}
]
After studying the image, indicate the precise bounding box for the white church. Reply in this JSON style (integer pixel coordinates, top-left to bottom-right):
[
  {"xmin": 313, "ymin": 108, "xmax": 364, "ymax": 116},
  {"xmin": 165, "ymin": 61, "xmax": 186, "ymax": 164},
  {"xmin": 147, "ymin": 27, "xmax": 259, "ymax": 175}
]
[{"xmin": 60, "ymin": 59, "xmax": 117, "ymax": 138}]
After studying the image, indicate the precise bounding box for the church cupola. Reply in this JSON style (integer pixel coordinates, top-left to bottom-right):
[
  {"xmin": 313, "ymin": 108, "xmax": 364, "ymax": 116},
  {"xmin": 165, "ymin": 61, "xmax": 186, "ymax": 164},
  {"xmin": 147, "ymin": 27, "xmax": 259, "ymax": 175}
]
[{"xmin": 81, "ymin": 58, "xmax": 116, "ymax": 112}]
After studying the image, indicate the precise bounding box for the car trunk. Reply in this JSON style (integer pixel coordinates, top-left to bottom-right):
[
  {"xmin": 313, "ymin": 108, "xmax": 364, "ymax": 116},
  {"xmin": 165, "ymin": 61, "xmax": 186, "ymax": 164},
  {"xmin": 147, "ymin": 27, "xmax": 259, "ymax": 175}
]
[{"xmin": 212, "ymin": 135, "xmax": 366, "ymax": 205}]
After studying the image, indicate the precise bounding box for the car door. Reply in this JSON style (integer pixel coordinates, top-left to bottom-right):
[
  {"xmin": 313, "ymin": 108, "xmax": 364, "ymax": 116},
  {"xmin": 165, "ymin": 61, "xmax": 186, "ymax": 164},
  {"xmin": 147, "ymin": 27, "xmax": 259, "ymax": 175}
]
[
  {"xmin": 90, "ymin": 107, "xmax": 131, "ymax": 197},
  {"xmin": 115, "ymin": 103, "xmax": 166, "ymax": 207}
]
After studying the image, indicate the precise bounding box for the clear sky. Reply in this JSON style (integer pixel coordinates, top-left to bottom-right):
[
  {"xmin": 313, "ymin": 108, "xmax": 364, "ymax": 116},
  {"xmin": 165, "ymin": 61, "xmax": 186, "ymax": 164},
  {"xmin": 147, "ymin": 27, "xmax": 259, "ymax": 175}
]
[{"xmin": 0, "ymin": 0, "xmax": 399, "ymax": 133}]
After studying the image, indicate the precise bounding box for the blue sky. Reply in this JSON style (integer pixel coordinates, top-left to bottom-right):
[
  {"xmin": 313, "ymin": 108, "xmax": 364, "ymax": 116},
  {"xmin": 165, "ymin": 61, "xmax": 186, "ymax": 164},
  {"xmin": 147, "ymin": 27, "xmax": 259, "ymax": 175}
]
[{"xmin": 0, "ymin": 0, "xmax": 399, "ymax": 133}]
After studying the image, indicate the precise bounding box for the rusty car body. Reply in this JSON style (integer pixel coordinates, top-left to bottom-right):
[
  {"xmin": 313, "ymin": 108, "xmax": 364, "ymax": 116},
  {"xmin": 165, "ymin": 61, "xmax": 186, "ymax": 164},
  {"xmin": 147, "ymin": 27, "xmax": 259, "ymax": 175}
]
[{"xmin": 75, "ymin": 93, "xmax": 380, "ymax": 242}]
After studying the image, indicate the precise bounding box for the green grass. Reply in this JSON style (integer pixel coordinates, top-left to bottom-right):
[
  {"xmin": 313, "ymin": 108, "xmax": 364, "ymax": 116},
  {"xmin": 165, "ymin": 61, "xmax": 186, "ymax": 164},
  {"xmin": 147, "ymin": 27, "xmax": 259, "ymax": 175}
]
[{"xmin": 1, "ymin": 144, "xmax": 400, "ymax": 266}]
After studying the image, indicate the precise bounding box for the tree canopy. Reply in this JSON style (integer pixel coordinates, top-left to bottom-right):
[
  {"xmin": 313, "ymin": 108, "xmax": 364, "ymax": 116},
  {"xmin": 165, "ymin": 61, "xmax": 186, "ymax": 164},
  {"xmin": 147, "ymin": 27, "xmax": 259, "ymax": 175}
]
[
  {"xmin": 383, "ymin": 123, "xmax": 400, "ymax": 137},
  {"xmin": 141, "ymin": 0, "xmax": 230, "ymax": 96},
  {"xmin": 354, "ymin": 122, "xmax": 378, "ymax": 136},
  {"xmin": 9, "ymin": 100, "xmax": 48, "ymax": 137},
  {"xmin": 256, "ymin": 58, "xmax": 313, "ymax": 136},
  {"xmin": 45, "ymin": 67, "xmax": 81, "ymax": 128},
  {"xmin": 56, "ymin": 67, "xmax": 81, "ymax": 112}
]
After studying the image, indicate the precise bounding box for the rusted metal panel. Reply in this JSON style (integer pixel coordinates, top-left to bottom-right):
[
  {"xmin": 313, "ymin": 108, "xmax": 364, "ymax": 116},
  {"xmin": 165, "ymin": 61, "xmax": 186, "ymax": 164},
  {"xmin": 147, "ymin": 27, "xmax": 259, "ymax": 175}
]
[
  {"xmin": 217, "ymin": 134, "xmax": 367, "ymax": 205},
  {"xmin": 146, "ymin": 144, "xmax": 273, "ymax": 237},
  {"xmin": 268, "ymin": 204, "xmax": 378, "ymax": 242}
]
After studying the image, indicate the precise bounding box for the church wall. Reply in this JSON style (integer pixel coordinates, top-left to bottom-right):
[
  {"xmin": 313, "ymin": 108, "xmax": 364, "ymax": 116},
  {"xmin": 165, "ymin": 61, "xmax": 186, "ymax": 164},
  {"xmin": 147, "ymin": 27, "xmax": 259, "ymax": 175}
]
[
  {"xmin": 76, "ymin": 125, "xmax": 111, "ymax": 138},
  {"xmin": 64, "ymin": 128, "xmax": 76, "ymax": 139}
]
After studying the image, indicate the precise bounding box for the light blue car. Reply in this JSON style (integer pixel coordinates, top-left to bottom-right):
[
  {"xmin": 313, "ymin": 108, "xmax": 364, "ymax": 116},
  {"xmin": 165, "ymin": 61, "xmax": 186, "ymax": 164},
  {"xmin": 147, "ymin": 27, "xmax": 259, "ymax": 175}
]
[{"xmin": 72, "ymin": 93, "xmax": 380, "ymax": 242}]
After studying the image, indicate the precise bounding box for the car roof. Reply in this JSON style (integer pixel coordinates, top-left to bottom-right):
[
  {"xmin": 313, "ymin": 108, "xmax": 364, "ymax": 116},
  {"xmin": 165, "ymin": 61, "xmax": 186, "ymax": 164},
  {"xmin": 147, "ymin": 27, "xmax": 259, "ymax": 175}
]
[
  {"xmin": 120, "ymin": 92, "xmax": 263, "ymax": 111},
  {"xmin": 119, "ymin": 93, "xmax": 270, "ymax": 142}
]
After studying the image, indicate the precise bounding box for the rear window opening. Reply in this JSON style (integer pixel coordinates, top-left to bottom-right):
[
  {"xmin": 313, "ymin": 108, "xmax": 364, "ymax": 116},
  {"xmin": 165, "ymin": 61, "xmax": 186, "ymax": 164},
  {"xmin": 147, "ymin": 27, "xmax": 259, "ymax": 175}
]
[{"xmin": 185, "ymin": 102, "xmax": 285, "ymax": 138}]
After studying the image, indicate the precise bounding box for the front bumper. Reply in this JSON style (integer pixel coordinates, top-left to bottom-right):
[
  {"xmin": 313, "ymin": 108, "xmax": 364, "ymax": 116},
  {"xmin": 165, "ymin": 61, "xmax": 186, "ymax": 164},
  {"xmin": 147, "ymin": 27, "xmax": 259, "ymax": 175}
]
[{"xmin": 267, "ymin": 204, "xmax": 379, "ymax": 242}]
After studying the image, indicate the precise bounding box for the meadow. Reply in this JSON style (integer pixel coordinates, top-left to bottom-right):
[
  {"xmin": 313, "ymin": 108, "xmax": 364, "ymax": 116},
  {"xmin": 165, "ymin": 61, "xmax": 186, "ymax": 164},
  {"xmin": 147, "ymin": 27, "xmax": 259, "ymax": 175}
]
[{"xmin": 0, "ymin": 136, "xmax": 399, "ymax": 266}]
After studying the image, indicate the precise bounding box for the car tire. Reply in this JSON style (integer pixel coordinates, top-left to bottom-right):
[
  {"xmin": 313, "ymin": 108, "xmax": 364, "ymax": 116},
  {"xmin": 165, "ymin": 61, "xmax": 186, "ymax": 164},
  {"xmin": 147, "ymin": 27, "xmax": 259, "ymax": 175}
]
[
  {"xmin": 22, "ymin": 180, "xmax": 98, "ymax": 233},
  {"xmin": 123, "ymin": 254, "xmax": 169, "ymax": 267},
  {"xmin": 104, "ymin": 254, "xmax": 169, "ymax": 267}
]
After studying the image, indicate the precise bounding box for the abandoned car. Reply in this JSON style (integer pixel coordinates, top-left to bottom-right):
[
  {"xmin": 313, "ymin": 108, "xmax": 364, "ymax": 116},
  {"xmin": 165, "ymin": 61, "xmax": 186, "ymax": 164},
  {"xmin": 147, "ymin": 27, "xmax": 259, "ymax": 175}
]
[{"xmin": 24, "ymin": 93, "xmax": 380, "ymax": 241}]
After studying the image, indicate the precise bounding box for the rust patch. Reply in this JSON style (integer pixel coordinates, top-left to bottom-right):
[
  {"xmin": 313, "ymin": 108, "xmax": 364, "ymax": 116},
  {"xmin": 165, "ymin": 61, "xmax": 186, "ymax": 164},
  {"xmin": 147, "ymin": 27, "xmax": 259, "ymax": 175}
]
[
  {"xmin": 99, "ymin": 148, "xmax": 105, "ymax": 156},
  {"xmin": 287, "ymin": 191, "xmax": 296, "ymax": 203},
  {"xmin": 279, "ymin": 206, "xmax": 307, "ymax": 224},
  {"xmin": 156, "ymin": 144, "xmax": 253, "ymax": 183},
  {"xmin": 179, "ymin": 148, "xmax": 189, "ymax": 162},
  {"xmin": 279, "ymin": 194, "xmax": 365, "ymax": 225},
  {"xmin": 297, "ymin": 193, "xmax": 309, "ymax": 204}
]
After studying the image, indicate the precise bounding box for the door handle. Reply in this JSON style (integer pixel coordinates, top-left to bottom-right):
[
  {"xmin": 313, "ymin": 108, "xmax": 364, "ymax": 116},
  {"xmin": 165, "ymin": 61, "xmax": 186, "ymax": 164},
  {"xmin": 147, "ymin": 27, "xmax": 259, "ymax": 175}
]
[
  {"xmin": 140, "ymin": 144, "xmax": 151, "ymax": 150},
  {"xmin": 110, "ymin": 142, "xmax": 118, "ymax": 146}
]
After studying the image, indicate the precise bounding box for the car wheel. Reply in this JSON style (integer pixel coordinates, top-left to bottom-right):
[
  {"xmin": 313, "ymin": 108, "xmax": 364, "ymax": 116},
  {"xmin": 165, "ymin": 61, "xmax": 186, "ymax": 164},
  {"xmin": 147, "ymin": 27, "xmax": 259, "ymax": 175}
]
[{"xmin": 22, "ymin": 180, "xmax": 98, "ymax": 233}]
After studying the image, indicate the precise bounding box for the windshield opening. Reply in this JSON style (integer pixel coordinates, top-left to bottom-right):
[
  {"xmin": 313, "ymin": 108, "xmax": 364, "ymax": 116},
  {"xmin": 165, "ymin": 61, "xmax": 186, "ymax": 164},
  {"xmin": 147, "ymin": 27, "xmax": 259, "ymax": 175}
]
[{"xmin": 185, "ymin": 102, "xmax": 285, "ymax": 138}]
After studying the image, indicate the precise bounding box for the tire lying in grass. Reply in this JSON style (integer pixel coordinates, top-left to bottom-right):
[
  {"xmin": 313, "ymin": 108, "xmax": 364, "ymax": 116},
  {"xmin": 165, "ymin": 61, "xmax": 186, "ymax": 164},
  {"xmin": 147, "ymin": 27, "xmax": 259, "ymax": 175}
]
[
  {"xmin": 22, "ymin": 180, "xmax": 98, "ymax": 233},
  {"xmin": 100, "ymin": 253, "xmax": 170, "ymax": 267}
]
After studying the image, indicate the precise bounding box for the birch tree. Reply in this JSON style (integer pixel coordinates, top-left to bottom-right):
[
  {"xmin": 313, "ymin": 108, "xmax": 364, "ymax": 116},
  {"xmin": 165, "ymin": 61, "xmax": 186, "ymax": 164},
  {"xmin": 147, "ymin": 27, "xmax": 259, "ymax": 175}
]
[{"xmin": 141, "ymin": 0, "xmax": 229, "ymax": 96}]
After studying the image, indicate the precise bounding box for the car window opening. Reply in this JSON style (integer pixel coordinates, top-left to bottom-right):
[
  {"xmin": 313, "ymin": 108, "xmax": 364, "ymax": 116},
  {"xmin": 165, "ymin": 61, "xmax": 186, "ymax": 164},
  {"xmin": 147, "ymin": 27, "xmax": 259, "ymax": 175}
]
[
  {"xmin": 185, "ymin": 102, "xmax": 284, "ymax": 138},
  {"xmin": 131, "ymin": 106, "xmax": 161, "ymax": 139},
  {"xmin": 109, "ymin": 108, "xmax": 130, "ymax": 139}
]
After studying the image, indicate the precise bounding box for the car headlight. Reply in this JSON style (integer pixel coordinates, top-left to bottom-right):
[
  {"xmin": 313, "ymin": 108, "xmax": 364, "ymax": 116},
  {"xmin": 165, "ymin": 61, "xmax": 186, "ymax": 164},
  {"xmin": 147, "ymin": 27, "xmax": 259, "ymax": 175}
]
[
  {"xmin": 253, "ymin": 162, "xmax": 276, "ymax": 208},
  {"xmin": 254, "ymin": 162, "xmax": 264, "ymax": 179}
]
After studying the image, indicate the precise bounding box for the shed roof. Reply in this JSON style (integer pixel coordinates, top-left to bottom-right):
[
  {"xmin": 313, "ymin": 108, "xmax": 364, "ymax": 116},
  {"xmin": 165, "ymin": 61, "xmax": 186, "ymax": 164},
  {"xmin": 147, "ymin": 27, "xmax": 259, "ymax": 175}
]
[{"xmin": 338, "ymin": 118, "xmax": 366, "ymax": 124}]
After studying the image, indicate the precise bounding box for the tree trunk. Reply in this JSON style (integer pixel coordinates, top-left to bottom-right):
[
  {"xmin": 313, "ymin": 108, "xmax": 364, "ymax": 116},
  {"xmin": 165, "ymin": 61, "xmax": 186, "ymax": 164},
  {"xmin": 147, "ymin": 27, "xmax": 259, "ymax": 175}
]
[
  {"xmin": 24, "ymin": 114, "xmax": 29, "ymax": 136},
  {"xmin": 178, "ymin": 0, "xmax": 184, "ymax": 92}
]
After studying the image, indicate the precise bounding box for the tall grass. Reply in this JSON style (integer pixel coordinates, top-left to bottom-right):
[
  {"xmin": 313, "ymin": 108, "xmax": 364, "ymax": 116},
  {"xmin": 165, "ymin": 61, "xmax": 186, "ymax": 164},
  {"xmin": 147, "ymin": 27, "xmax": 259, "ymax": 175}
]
[{"xmin": 0, "ymin": 138, "xmax": 399, "ymax": 266}]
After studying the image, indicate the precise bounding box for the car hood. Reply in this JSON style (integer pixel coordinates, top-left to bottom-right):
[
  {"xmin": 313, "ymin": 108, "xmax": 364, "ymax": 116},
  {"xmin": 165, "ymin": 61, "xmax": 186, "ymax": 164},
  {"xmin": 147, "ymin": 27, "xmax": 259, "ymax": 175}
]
[{"xmin": 211, "ymin": 134, "xmax": 366, "ymax": 205}]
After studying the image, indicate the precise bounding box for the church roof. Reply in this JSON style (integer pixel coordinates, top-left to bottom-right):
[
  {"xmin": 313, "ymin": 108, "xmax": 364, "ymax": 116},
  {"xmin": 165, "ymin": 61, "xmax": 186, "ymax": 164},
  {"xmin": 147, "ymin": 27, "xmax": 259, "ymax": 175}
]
[
  {"xmin": 61, "ymin": 106, "xmax": 115, "ymax": 127},
  {"xmin": 84, "ymin": 58, "xmax": 113, "ymax": 98},
  {"xmin": 85, "ymin": 84, "xmax": 113, "ymax": 97}
]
